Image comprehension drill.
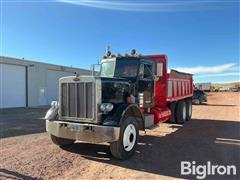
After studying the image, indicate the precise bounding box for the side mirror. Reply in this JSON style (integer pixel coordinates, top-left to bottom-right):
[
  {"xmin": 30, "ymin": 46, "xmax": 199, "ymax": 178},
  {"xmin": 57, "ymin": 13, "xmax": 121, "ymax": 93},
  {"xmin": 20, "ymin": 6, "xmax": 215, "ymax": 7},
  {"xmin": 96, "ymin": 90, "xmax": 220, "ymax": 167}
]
[
  {"xmin": 156, "ymin": 63, "xmax": 163, "ymax": 77},
  {"xmin": 153, "ymin": 63, "xmax": 163, "ymax": 81},
  {"xmin": 90, "ymin": 64, "xmax": 101, "ymax": 76}
]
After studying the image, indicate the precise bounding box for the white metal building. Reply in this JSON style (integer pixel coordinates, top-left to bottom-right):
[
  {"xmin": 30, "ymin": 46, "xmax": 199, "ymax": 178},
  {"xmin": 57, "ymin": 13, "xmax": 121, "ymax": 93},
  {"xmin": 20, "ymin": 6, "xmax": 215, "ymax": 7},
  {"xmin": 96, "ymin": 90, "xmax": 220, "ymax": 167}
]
[
  {"xmin": 195, "ymin": 82, "xmax": 211, "ymax": 91},
  {"xmin": 0, "ymin": 56, "xmax": 90, "ymax": 108}
]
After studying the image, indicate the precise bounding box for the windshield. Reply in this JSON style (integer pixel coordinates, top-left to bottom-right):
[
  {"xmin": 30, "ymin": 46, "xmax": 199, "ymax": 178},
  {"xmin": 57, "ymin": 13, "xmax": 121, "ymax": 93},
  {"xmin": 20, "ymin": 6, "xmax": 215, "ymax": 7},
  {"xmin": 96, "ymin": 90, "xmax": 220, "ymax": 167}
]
[
  {"xmin": 100, "ymin": 58, "xmax": 139, "ymax": 78},
  {"xmin": 100, "ymin": 61, "xmax": 116, "ymax": 77},
  {"xmin": 115, "ymin": 59, "xmax": 139, "ymax": 78}
]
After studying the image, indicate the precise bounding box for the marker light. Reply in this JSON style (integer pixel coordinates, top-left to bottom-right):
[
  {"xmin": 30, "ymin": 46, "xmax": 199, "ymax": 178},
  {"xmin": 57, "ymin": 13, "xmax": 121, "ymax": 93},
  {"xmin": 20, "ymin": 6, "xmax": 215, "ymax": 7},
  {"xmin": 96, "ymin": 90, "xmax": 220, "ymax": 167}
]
[
  {"xmin": 107, "ymin": 50, "xmax": 112, "ymax": 57},
  {"xmin": 131, "ymin": 49, "xmax": 136, "ymax": 55},
  {"xmin": 116, "ymin": 53, "xmax": 122, "ymax": 57}
]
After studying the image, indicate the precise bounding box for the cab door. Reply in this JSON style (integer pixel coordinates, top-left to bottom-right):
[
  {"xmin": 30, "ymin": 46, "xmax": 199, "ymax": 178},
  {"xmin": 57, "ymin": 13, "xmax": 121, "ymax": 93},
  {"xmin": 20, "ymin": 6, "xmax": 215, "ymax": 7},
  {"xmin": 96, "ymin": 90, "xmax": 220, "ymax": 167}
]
[{"xmin": 138, "ymin": 63, "xmax": 154, "ymax": 108}]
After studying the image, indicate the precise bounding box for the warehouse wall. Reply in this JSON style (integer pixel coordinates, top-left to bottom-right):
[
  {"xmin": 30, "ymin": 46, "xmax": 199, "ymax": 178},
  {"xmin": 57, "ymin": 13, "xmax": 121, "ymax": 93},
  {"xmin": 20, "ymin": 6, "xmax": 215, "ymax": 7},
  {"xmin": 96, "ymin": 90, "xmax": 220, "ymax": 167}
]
[{"xmin": 0, "ymin": 56, "xmax": 90, "ymax": 107}]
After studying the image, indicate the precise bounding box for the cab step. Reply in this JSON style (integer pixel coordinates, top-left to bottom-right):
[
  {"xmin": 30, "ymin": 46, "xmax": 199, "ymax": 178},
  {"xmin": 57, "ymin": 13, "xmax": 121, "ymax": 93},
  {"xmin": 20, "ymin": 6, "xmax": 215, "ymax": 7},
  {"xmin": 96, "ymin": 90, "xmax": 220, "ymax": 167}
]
[{"xmin": 144, "ymin": 114, "xmax": 155, "ymax": 129}]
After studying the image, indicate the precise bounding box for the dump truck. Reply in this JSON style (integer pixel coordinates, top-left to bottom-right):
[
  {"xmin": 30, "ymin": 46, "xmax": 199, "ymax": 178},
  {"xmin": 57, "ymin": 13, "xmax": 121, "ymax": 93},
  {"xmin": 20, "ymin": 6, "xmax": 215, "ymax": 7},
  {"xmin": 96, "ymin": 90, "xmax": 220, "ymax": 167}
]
[{"xmin": 45, "ymin": 50, "xmax": 193, "ymax": 159}]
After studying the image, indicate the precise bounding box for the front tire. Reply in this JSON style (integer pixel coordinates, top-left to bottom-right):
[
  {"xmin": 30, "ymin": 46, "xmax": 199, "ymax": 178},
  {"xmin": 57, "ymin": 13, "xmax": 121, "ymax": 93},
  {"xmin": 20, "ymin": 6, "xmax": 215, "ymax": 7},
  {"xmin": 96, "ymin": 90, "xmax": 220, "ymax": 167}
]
[
  {"xmin": 110, "ymin": 117, "xmax": 139, "ymax": 160},
  {"xmin": 50, "ymin": 134, "xmax": 75, "ymax": 146}
]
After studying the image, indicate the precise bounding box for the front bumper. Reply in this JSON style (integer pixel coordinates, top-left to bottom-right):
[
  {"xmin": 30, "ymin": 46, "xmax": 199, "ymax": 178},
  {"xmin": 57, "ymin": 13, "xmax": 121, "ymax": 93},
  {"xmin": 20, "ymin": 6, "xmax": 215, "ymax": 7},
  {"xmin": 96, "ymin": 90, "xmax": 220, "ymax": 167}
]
[{"xmin": 46, "ymin": 120, "xmax": 120, "ymax": 143}]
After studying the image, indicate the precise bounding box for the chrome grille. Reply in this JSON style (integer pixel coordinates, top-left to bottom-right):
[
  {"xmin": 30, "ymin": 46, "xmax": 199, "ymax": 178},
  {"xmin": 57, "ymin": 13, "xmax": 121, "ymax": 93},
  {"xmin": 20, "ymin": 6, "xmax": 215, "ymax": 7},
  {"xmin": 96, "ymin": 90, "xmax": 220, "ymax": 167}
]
[{"xmin": 61, "ymin": 82, "xmax": 94, "ymax": 120}]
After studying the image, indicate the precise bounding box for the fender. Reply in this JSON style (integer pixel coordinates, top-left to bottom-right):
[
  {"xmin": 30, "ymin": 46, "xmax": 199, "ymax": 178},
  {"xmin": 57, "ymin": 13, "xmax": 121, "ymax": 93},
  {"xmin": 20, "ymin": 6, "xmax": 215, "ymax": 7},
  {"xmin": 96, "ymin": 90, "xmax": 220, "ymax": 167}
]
[
  {"xmin": 121, "ymin": 104, "xmax": 145, "ymax": 130},
  {"xmin": 103, "ymin": 103, "xmax": 145, "ymax": 130}
]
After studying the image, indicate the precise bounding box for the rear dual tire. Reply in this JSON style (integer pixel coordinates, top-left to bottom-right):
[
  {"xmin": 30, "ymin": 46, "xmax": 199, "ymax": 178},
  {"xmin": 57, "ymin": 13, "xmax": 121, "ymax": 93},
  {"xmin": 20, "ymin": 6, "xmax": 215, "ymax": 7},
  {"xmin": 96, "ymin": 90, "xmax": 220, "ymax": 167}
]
[
  {"xmin": 186, "ymin": 100, "xmax": 192, "ymax": 121},
  {"xmin": 176, "ymin": 101, "xmax": 187, "ymax": 124},
  {"xmin": 175, "ymin": 99, "xmax": 192, "ymax": 124}
]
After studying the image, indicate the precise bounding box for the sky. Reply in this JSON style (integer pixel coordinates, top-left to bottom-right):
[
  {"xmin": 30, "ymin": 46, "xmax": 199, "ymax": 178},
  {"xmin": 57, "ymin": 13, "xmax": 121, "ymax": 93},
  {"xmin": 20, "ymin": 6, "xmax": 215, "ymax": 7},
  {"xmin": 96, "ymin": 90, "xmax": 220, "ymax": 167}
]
[{"xmin": 0, "ymin": 0, "xmax": 239, "ymax": 83}]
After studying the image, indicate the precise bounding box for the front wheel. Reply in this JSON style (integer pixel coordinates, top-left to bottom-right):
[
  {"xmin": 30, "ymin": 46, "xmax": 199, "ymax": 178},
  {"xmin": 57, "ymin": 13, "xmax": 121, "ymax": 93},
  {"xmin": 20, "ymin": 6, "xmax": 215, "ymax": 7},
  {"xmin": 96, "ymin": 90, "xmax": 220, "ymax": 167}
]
[{"xmin": 110, "ymin": 117, "xmax": 139, "ymax": 160}]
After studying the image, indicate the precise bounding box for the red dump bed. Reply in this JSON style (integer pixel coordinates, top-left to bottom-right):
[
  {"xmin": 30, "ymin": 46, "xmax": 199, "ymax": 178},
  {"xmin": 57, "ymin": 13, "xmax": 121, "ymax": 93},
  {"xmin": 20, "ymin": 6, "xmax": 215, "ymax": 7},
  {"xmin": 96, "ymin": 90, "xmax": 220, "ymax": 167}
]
[{"xmin": 167, "ymin": 70, "xmax": 193, "ymax": 102}]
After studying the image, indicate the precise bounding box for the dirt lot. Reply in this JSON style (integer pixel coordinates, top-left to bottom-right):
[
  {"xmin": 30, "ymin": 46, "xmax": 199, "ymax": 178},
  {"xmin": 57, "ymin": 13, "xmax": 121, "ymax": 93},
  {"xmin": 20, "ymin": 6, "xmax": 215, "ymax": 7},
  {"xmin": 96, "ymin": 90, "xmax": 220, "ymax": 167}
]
[{"xmin": 0, "ymin": 92, "xmax": 239, "ymax": 180}]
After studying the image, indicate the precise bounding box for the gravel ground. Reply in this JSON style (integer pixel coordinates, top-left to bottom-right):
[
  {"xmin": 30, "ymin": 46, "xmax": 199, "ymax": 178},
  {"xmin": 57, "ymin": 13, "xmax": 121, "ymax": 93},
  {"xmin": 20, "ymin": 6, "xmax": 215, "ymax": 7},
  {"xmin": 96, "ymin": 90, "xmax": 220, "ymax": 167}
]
[{"xmin": 0, "ymin": 92, "xmax": 239, "ymax": 180}]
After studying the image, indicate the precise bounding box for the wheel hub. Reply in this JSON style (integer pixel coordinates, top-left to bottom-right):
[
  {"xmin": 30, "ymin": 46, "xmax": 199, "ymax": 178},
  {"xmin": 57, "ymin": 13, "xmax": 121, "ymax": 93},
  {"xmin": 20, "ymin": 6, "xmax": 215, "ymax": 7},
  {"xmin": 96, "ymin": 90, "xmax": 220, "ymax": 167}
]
[{"xmin": 129, "ymin": 133, "xmax": 134, "ymax": 142}]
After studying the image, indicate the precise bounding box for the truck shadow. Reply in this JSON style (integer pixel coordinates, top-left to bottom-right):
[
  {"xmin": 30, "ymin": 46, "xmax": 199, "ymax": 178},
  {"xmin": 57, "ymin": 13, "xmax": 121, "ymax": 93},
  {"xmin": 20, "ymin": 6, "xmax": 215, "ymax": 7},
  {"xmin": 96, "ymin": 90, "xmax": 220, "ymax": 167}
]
[
  {"xmin": 62, "ymin": 119, "xmax": 240, "ymax": 179},
  {"xmin": 0, "ymin": 108, "xmax": 47, "ymax": 138}
]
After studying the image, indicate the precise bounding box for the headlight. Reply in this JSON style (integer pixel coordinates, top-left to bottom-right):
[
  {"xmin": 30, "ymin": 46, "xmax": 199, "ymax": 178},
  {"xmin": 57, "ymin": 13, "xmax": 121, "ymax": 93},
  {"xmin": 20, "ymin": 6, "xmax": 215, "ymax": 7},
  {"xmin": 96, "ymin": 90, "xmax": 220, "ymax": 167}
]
[{"xmin": 100, "ymin": 103, "xmax": 114, "ymax": 113}]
